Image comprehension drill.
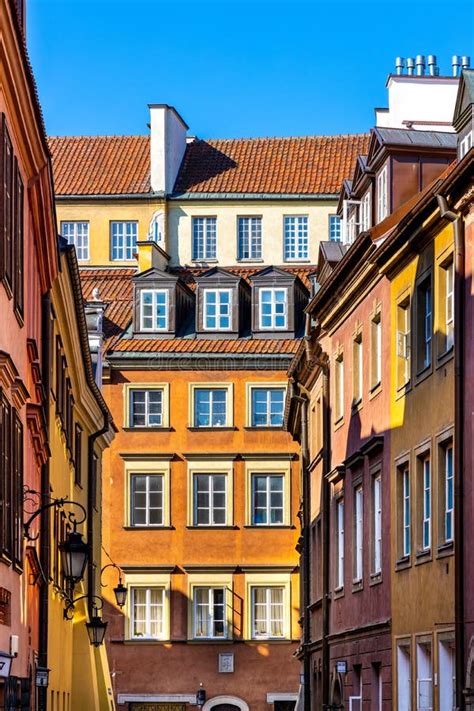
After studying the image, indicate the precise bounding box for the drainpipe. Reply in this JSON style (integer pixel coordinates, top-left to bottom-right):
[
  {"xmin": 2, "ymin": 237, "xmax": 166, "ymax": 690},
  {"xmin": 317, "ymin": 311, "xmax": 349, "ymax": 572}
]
[
  {"xmin": 321, "ymin": 364, "xmax": 331, "ymax": 710},
  {"xmin": 87, "ymin": 413, "xmax": 109, "ymax": 615},
  {"xmin": 437, "ymin": 194, "xmax": 465, "ymax": 710},
  {"xmin": 39, "ymin": 293, "xmax": 52, "ymax": 711}
]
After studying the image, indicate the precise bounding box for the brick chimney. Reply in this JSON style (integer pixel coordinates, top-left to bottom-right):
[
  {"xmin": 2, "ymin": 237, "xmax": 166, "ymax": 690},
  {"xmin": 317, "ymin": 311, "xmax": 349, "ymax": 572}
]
[{"xmin": 149, "ymin": 104, "xmax": 189, "ymax": 194}]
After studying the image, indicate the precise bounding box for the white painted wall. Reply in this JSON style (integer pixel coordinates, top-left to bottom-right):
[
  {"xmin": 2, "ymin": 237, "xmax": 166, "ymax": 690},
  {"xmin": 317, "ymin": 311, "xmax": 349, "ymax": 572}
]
[
  {"xmin": 149, "ymin": 105, "xmax": 188, "ymax": 193},
  {"xmin": 167, "ymin": 199, "xmax": 338, "ymax": 267},
  {"xmin": 377, "ymin": 76, "xmax": 459, "ymax": 131}
]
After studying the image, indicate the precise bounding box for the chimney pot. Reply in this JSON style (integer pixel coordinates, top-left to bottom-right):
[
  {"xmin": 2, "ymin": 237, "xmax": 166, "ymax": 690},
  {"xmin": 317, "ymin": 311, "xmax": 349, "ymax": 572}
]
[
  {"xmin": 415, "ymin": 54, "xmax": 426, "ymax": 76},
  {"xmin": 407, "ymin": 58, "xmax": 415, "ymax": 76},
  {"xmin": 452, "ymin": 55, "xmax": 461, "ymax": 77},
  {"xmin": 427, "ymin": 55, "xmax": 437, "ymax": 76},
  {"xmin": 461, "ymin": 56, "xmax": 471, "ymax": 69},
  {"xmin": 395, "ymin": 57, "xmax": 405, "ymax": 75}
]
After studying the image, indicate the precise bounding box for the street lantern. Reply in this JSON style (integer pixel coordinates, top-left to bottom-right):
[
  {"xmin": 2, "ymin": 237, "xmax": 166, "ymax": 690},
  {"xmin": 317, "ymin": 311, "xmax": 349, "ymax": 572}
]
[
  {"xmin": 0, "ymin": 652, "xmax": 12, "ymax": 679},
  {"xmin": 113, "ymin": 580, "xmax": 127, "ymax": 608},
  {"xmin": 35, "ymin": 667, "xmax": 50, "ymax": 688},
  {"xmin": 86, "ymin": 614, "xmax": 108, "ymax": 647},
  {"xmin": 196, "ymin": 684, "xmax": 206, "ymax": 707},
  {"xmin": 59, "ymin": 530, "xmax": 88, "ymax": 583}
]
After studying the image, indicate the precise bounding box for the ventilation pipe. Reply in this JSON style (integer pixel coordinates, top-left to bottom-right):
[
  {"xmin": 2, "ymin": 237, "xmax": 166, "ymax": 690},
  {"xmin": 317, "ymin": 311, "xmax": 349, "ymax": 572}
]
[
  {"xmin": 461, "ymin": 56, "xmax": 471, "ymax": 70},
  {"xmin": 395, "ymin": 57, "xmax": 405, "ymax": 75},
  {"xmin": 452, "ymin": 55, "xmax": 461, "ymax": 77},
  {"xmin": 406, "ymin": 57, "xmax": 415, "ymax": 75},
  {"xmin": 427, "ymin": 55, "xmax": 438, "ymax": 76},
  {"xmin": 415, "ymin": 54, "xmax": 426, "ymax": 76}
]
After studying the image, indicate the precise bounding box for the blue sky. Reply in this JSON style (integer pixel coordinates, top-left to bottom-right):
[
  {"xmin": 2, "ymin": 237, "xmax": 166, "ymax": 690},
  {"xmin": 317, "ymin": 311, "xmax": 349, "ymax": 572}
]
[{"xmin": 28, "ymin": 0, "xmax": 473, "ymax": 139}]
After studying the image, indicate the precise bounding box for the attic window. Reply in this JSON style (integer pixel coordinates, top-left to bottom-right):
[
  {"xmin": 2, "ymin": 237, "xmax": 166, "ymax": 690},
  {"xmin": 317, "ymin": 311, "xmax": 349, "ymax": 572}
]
[
  {"xmin": 140, "ymin": 289, "xmax": 168, "ymax": 331},
  {"xmin": 203, "ymin": 289, "xmax": 232, "ymax": 330},
  {"xmin": 376, "ymin": 166, "xmax": 388, "ymax": 222},
  {"xmin": 259, "ymin": 288, "xmax": 287, "ymax": 330}
]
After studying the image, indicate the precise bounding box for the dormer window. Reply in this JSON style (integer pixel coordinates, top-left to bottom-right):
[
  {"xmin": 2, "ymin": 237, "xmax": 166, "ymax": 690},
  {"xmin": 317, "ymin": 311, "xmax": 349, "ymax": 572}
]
[
  {"xmin": 259, "ymin": 288, "xmax": 287, "ymax": 330},
  {"xmin": 203, "ymin": 289, "xmax": 232, "ymax": 331},
  {"xmin": 140, "ymin": 289, "xmax": 168, "ymax": 331},
  {"xmin": 376, "ymin": 165, "xmax": 388, "ymax": 222},
  {"xmin": 361, "ymin": 192, "xmax": 371, "ymax": 232}
]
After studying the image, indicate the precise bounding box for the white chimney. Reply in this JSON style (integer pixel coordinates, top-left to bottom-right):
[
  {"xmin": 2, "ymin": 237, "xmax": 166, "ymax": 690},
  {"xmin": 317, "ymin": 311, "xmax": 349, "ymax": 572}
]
[{"xmin": 149, "ymin": 104, "xmax": 188, "ymax": 194}]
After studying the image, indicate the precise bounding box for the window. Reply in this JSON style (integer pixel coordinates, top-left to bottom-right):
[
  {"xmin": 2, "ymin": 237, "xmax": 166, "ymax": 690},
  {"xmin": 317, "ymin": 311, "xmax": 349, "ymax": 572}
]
[
  {"xmin": 192, "ymin": 217, "xmax": 217, "ymax": 260},
  {"xmin": 61, "ymin": 221, "xmax": 89, "ymax": 261},
  {"xmin": 131, "ymin": 587, "xmax": 165, "ymax": 639},
  {"xmin": 397, "ymin": 642, "xmax": 412, "ymax": 711},
  {"xmin": 444, "ymin": 444, "xmax": 454, "ymax": 544},
  {"xmin": 193, "ymin": 473, "xmax": 226, "ymax": 526},
  {"xmin": 352, "ymin": 335, "xmax": 363, "ymax": 406},
  {"xmin": 131, "ymin": 474, "xmax": 163, "ymax": 526},
  {"xmin": 284, "ymin": 216, "xmax": 308, "ymax": 260},
  {"xmin": 110, "ymin": 221, "xmax": 138, "ymax": 261},
  {"xmin": 1, "ymin": 395, "xmax": 23, "ymax": 570},
  {"xmin": 238, "ymin": 216, "xmax": 262, "ymax": 260},
  {"xmin": 129, "ymin": 389, "xmax": 163, "ymax": 427},
  {"xmin": 329, "ymin": 215, "xmax": 341, "ymax": 242},
  {"xmin": 459, "ymin": 131, "xmax": 473, "ymax": 158},
  {"xmin": 193, "ymin": 587, "xmax": 226, "ymax": 638},
  {"xmin": 354, "ymin": 486, "xmax": 363, "ymax": 582},
  {"xmin": 336, "ymin": 498, "xmax": 344, "ymax": 589},
  {"xmin": 203, "ymin": 289, "xmax": 231, "ymax": 330},
  {"xmin": 259, "ymin": 288, "xmax": 287, "ymax": 330},
  {"xmin": 335, "ymin": 353, "xmax": 344, "ymax": 422},
  {"xmin": 398, "ymin": 464, "xmax": 411, "ymax": 558},
  {"xmin": 251, "ymin": 474, "xmax": 284, "ymax": 525},
  {"xmin": 361, "ymin": 192, "xmax": 371, "ymax": 232},
  {"xmin": 417, "ymin": 279, "xmax": 432, "ymax": 371},
  {"xmin": 416, "ymin": 641, "xmax": 433, "ymax": 711},
  {"xmin": 371, "ymin": 313, "xmax": 382, "ymax": 389},
  {"xmin": 377, "ymin": 165, "xmax": 388, "ymax": 222},
  {"xmin": 140, "ymin": 289, "xmax": 168, "ymax": 331},
  {"xmin": 250, "ymin": 387, "xmax": 285, "ymax": 427},
  {"xmin": 13, "ymin": 165, "xmax": 23, "ymax": 318},
  {"xmin": 251, "ymin": 587, "xmax": 285, "ymax": 639},
  {"xmin": 438, "ymin": 639, "xmax": 455, "ymax": 711},
  {"xmin": 74, "ymin": 424, "xmax": 82, "ymax": 486},
  {"xmin": 397, "ymin": 298, "xmax": 411, "ymax": 387},
  {"xmin": 373, "ymin": 474, "xmax": 382, "ymax": 575},
  {"xmin": 444, "ymin": 261, "xmax": 454, "ymax": 352},
  {"xmin": 417, "ymin": 456, "xmax": 431, "ymax": 551},
  {"xmin": 193, "ymin": 388, "xmax": 227, "ymax": 427},
  {"xmin": 1, "ymin": 117, "xmax": 13, "ymax": 288}
]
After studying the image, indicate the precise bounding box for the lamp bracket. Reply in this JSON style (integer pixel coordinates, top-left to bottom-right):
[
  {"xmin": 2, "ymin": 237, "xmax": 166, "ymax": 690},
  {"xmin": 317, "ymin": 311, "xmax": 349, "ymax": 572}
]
[
  {"xmin": 23, "ymin": 488, "xmax": 87, "ymax": 542},
  {"xmin": 63, "ymin": 593, "xmax": 104, "ymax": 620}
]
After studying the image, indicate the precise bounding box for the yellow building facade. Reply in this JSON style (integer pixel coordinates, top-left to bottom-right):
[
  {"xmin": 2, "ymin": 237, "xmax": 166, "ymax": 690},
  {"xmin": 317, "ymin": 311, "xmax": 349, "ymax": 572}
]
[{"xmin": 47, "ymin": 240, "xmax": 115, "ymax": 711}]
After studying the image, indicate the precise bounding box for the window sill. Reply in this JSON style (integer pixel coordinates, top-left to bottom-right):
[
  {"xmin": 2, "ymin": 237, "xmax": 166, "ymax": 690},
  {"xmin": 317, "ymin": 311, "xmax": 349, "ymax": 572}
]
[
  {"xmin": 352, "ymin": 579, "xmax": 363, "ymax": 593},
  {"xmin": 236, "ymin": 258, "xmax": 264, "ymax": 263},
  {"xmin": 243, "ymin": 524, "xmax": 296, "ymax": 529},
  {"xmin": 191, "ymin": 259, "xmax": 218, "ymax": 263},
  {"xmin": 244, "ymin": 426, "xmax": 284, "ymax": 431},
  {"xmin": 436, "ymin": 541, "xmax": 454, "ymax": 559},
  {"xmin": 333, "ymin": 587, "xmax": 344, "ymax": 600},
  {"xmin": 248, "ymin": 637, "xmax": 291, "ymax": 644},
  {"xmin": 186, "ymin": 525, "xmax": 239, "ymax": 530},
  {"xmin": 351, "ymin": 399, "xmax": 363, "ymax": 415},
  {"xmin": 187, "ymin": 638, "xmax": 234, "ymax": 644},
  {"xmin": 283, "ymin": 259, "xmax": 311, "ymax": 264},
  {"xmin": 123, "ymin": 525, "xmax": 175, "ymax": 531},
  {"xmin": 369, "ymin": 382, "xmax": 382, "ymax": 400},
  {"xmin": 122, "ymin": 638, "xmax": 170, "ymax": 645},
  {"xmin": 415, "ymin": 548, "xmax": 432, "ymax": 565},
  {"xmin": 122, "ymin": 427, "xmax": 174, "ymax": 432},
  {"xmin": 188, "ymin": 426, "xmax": 237, "ymax": 431},
  {"xmin": 333, "ymin": 416, "xmax": 345, "ymax": 432},
  {"xmin": 437, "ymin": 347, "xmax": 454, "ymax": 369},
  {"xmin": 369, "ymin": 572, "xmax": 382, "ymax": 586},
  {"xmin": 395, "ymin": 380, "xmax": 411, "ymax": 400},
  {"xmin": 415, "ymin": 363, "xmax": 433, "ymax": 386},
  {"xmin": 395, "ymin": 555, "xmax": 411, "ymax": 571}
]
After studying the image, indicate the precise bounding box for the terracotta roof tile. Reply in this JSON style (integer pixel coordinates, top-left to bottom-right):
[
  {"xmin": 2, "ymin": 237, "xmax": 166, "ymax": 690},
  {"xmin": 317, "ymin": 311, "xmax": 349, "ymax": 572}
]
[
  {"xmin": 111, "ymin": 338, "xmax": 300, "ymax": 355},
  {"xmin": 49, "ymin": 134, "xmax": 369, "ymax": 197}
]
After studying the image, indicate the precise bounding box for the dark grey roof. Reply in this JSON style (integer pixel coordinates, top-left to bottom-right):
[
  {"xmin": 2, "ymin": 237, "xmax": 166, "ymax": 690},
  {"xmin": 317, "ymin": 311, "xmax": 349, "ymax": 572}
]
[
  {"xmin": 374, "ymin": 127, "xmax": 457, "ymax": 149},
  {"xmin": 319, "ymin": 241, "xmax": 348, "ymax": 266}
]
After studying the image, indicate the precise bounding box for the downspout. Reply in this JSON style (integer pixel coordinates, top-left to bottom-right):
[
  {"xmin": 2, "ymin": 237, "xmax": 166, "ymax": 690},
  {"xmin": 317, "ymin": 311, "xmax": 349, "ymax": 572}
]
[
  {"xmin": 321, "ymin": 363, "xmax": 331, "ymax": 710},
  {"xmin": 437, "ymin": 194, "xmax": 465, "ymax": 710},
  {"xmin": 39, "ymin": 293, "xmax": 51, "ymax": 711},
  {"xmin": 87, "ymin": 412, "xmax": 109, "ymax": 616}
]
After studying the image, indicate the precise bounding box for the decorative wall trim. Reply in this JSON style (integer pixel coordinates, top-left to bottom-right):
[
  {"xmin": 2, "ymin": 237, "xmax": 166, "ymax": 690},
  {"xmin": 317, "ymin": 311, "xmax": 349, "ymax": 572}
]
[{"xmin": 202, "ymin": 696, "xmax": 250, "ymax": 711}]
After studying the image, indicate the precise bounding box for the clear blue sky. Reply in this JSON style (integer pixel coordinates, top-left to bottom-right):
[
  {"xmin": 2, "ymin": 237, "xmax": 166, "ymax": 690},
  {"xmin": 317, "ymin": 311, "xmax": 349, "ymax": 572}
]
[{"xmin": 28, "ymin": 0, "xmax": 473, "ymax": 139}]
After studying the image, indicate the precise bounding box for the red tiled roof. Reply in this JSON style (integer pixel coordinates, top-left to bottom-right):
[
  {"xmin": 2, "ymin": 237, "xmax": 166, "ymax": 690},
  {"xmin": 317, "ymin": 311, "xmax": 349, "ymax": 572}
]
[
  {"xmin": 172, "ymin": 265, "xmax": 315, "ymax": 291},
  {"xmin": 79, "ymin": 265, "xmax": 315, "ymax": 355},
  {"xmin": 48, "ymin": 136, "xmax": 150, "ymax": 196},
  {"xmin": 48, "ymin": 134, "xmax": 369, "ymax": 197},
  {"xmin": 174, "ymin": 135, "xmax": 370, "ymax": 195}
]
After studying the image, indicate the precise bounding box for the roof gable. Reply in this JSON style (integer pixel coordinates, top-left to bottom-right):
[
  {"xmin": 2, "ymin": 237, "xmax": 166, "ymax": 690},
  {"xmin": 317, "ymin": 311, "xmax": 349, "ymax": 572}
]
[{"xmin": 453, "ymin": 69, "xmax": 474, "ymax": 130}]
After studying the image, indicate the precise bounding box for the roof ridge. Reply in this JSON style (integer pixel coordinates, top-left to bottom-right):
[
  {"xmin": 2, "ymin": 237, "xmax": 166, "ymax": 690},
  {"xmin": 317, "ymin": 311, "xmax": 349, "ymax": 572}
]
[{"xmin": 48, "ymin": 134, "xmax": 148, "ymax": 140}]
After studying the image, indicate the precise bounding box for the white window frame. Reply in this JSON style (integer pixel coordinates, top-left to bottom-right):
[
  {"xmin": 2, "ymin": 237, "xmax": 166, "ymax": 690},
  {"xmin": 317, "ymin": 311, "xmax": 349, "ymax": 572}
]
[
  {"xmin": 403, "ymin": 466, "xmax": 411, "ymax": 557},
  {"xmin": 238, "ymin": 216, "xmax": 262, "ymax": 260},
  {"xmin": 259, "ymin": 288, "xmax": 288, "ymax": 330},
  {"xmin": 283, "ymin": 215, "xmax": 308, "ymax": 261},
  {"xmin": 445, "ymin": 445, "xmax": 454, "ymax": 543},
  {"xmin": 130, "ymin": 473, "xmax": 164, "ymax": 527},
  {"xmin": 422, "ymin": 457, "xmax": 431, "ymax": 551},
  {"xmin": 372, "ymin": 314, "xmax": 382, "ymax": 388},
  {"xmin": 445, "ymin": 261, "xmax": 454, "ymax": 351},
  {"xmin": 192, "ymin": 586, "xmax": 227, "ymax": 639},
  {"xmin": 377, "ymin": 165, "xmax": 388, "ymax": 222},
  {"xmin": 335, "ymin": 354, "xmax": 344, "ymax": 422},
  {"xmin": 192, "ymin": 387, "xmax": 229, "ymax": 428},
  {"xmin": 329, "ymin": 214, "xmax": 341, "ymax": 242},
  {"xmin": 203, "ymin": 289, "xmax": 232, "ymax": 331},
  {"xmin": 354, "ymin": 486, "xmax": 363, "ymax": 582},
  {"xmin": 361, "ymin": 191, "xmax": 371, "ymax": 231},
  {"xmin": 416, "ymin": 641, "xmax": 433, "ymax": 711},
  {"xmin": 61, "ymin": 221, "xmax": 89, "ymax": 261},
  {"xmin": 251, "ymin": 473, "xmax": 284, "ymax": 526},
  {"xmin": 397, "ymin": 301, "xmax": 411, "ymax": 385},
  {"xmin": 459, "ymin": 131, "xmax": 473, "ymax": 159},
  {"xmin": 373, "ymin": 474, "xmax": 382, "ymax": 575},
  {"xmin": 193, "ymin": 472, "xmax": 227, "ymax": 526},
  {"xmin": 110, "ymin": 220, "xmax": 138, "ymax": 261},
  {"xmin": 250, "ymin": 386, "xmax": 286, "ymax": 427},
  {"xmin": 250, "ymin": 586, "xmax": 285, "ymax": 640},
  {"xmin": 353, "ymin": 336, "xmax": 363, "ymax": 405},
  {"xmin": 422, "ymin": 282, "xmax": 432, "ymax": 369},
  {"xmin": 336, "ymin": 498, "xmax": 344, "ymax": 589},
  {"xmin": 140, "ymin": 289, "xmax": 168, "ymax": 332},
  {"xmin": 192, "ymin": 217, "xmax": 217, "ymax": 260},
  {"xmin": 130, "ymin": 586, "xmax": 165, "ymax": 640},
  {"xmin": 129, "ymin": 388, "xmax": 164, "ymax": 428}
]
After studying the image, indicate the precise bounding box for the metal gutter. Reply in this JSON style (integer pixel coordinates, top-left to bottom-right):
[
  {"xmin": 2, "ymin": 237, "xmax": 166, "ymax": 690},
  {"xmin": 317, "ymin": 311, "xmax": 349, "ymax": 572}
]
[
  {"xmin": 168, "ymin": 192, "xmax": 339, "ymax": 201},
  {"xmin": 55, "ymin": 192, "xmax": 165, "ymax": 202}
]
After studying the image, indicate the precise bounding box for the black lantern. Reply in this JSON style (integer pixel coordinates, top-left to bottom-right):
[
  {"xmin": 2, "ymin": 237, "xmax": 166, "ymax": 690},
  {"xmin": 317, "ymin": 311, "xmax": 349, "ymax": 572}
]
[
  {"xmin": 0, "ymin": 651, "xmax": 12, "ymax": 679},
  {"xmin": 113, "ymin": 579, "xmax": 127, "ymax": 608},
  {"xmin": 196, "ymin": 684, "xmax": 206, "ymax": 707},
  {"xmin": 86, "ymin": 614, "xmax": 108, "ymax": 647},
  {"xmin": 59, "ymin": 530, "xmax": 88, "ymax": 583}
]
